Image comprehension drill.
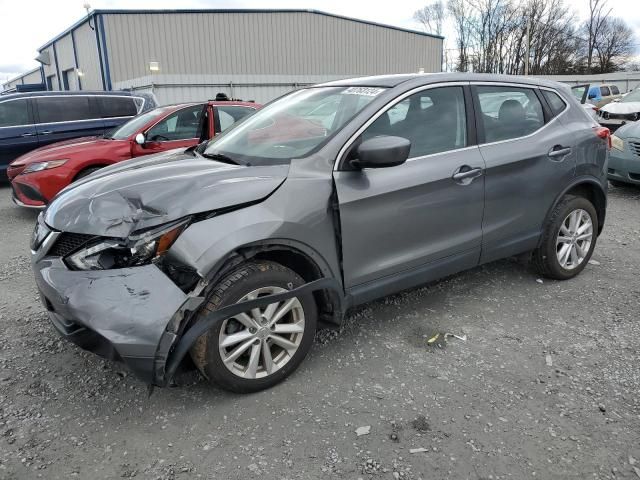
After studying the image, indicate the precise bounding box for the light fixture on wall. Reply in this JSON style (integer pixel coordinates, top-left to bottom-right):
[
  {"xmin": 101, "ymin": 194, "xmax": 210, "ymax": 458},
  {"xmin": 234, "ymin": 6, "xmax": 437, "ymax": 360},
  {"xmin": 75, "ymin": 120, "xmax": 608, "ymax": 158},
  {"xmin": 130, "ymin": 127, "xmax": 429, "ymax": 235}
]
[
  {"xmin": 149, "ymin": 61, "xmax": 160, "ymax": 72},
  {"xmin": 76, "ymin": 68, "xmax": 85, "ymax": 77}
]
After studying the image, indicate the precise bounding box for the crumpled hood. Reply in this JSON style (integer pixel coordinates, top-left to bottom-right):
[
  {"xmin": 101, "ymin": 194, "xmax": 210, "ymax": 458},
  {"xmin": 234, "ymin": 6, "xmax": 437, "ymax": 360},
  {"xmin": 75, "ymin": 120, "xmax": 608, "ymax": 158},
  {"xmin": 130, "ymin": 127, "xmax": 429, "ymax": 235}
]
[
  {"xmin": 44, "ymin": 148, "xmax": 289, "ymax": 237},
  {"xmin": 10, "ymin": 136, "xmax": 104, "ymax": 166},
  {"xmin": 600, "ymin": 101, "xmax": 640, "ymax": 114}
]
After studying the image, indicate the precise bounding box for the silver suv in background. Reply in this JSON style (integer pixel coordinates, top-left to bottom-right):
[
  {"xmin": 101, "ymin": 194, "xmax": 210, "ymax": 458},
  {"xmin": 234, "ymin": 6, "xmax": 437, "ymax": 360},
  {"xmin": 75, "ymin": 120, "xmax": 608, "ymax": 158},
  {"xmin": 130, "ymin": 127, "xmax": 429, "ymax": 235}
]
[{"xmin": 30, "ymin": 74, "xmax": 610, "ymax": 393}]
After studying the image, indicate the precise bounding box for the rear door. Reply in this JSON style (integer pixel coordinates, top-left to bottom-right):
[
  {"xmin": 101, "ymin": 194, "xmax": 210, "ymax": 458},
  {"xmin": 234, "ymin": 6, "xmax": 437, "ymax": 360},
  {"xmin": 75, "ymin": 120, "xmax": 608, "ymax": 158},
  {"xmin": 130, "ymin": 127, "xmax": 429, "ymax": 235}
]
[
  {"xmin": 334, "ymin": 85, "xmax": 485, "ymax": 294},
  {"xmin": 213, "ymin": 105, "xmax": 258, "ymax": 136},
  {"xmin": 472, "ymin": 83, "xmax": 576, "ymax": 263},
  {"xmin": 33, "ymin": 96, "xmax": 105, "ymax": 147},
  {"xmin": 98, "ymin": 96, "xmax": 140, "ymax": 133},
  {"xmin": 0, "ymin": 98, "xmax": 38, "ymax": 177}
]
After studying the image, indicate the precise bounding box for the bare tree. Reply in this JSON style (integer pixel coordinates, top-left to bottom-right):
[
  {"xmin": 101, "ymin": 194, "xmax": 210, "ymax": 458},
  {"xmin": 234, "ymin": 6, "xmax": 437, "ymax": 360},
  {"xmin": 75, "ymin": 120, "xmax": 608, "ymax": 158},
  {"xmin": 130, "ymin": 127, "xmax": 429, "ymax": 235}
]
[
  {"xmin": 584, "ymin": 0, "xmax": 612, "ymax": 73},
  {"xmin": 414, "ymin": 1, "xmax": 445, "ymax": 36},
  {"xmin": 594, "ymin": 17, "xmax": 635, "ymax": 72},
  {"xmin": 447, "ymin": 0, "xmax": 471, "ymax": 71}
]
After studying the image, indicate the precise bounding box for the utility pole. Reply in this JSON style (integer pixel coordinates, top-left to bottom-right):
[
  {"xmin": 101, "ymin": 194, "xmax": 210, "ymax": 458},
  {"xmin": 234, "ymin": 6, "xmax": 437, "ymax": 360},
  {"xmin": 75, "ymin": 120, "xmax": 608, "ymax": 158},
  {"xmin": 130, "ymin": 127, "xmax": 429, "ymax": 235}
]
[{"xmin": 524, "ymin": 17, "xmax": 531, "ymax": 75}]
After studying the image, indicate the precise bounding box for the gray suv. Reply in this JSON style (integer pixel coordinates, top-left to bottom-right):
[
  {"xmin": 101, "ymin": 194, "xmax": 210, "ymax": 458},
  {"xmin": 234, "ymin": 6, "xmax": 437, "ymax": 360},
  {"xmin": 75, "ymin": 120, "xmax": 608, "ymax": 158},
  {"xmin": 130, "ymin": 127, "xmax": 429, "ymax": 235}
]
[{"xmin": 30, "ymin": 74, "xmax": 609, "ymax": 392}]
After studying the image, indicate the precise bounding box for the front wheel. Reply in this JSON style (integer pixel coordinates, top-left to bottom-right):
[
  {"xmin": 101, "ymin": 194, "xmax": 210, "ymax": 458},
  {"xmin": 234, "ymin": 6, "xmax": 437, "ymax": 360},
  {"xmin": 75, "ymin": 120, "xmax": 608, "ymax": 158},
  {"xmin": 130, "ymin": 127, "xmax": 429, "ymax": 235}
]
[
  {"xmin": 531, "ymin": 195, "xmax": 598, "ymax": 280},
  {"xmin": 190, "ymin": 261, "xmax": 317, "ymax": 393}
]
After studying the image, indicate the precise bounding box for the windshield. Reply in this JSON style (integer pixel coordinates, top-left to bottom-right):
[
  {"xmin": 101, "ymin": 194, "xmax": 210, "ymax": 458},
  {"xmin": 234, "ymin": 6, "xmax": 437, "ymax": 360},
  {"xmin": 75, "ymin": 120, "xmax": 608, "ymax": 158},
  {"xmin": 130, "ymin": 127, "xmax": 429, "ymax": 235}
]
[
  {"xmin": 622, "ymin": 89, "xmax": 640, "ymax": 103},
  {"xmin": 203, "ymin": 86, "xmax": 386, "ymax": 164},
  {"xmin": 107, "ymin": 107, "xmax": 173, "ymax": 140}
]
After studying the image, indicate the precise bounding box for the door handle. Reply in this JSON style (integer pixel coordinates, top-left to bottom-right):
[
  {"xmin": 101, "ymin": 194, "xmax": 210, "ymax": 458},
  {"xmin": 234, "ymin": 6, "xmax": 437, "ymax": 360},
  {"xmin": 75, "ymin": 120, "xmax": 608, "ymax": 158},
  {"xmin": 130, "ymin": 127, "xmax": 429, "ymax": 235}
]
[
  {"xmin": 452, "ymin": 166, "xmax": 483, "ymax": 183},
  {"xmin": 548, "ymin": 145, "xmax": 572, "ymax": 159},
  {"xmin": 39, "ymin": 130, "xmax": 53, "ymax": 135},
  {"xmin": 20, "ymin": 132, "xmax": 35, "ymax": 137}
]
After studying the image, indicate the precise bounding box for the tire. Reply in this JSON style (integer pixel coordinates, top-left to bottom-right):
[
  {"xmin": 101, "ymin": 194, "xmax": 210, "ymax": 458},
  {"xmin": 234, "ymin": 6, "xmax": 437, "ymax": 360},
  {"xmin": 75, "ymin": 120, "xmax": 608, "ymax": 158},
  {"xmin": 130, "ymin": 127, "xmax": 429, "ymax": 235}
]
[
  {"xmin": 190, "ymin": 261, "xmax": 317, "ymax": 393},
  {"xmin": 74, "ymin": 167, "xmax": 102, "ymax": 181},
  {"xmin": 531, "ymin": 195, "xmax": 598, "ymax": 280}
]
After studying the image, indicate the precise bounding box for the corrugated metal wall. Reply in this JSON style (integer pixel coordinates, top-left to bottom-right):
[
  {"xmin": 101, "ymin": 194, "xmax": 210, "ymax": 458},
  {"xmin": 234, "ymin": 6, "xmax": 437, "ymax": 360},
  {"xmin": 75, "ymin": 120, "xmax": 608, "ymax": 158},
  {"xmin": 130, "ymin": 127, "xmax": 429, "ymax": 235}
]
[
  {"xmin": 73, "ymin": 22, "xmax": 103, "ymax": 90},
  {"xmin": 2, "ymin": 68, "xmax": 42, "ymax": 90},
  {"xmin": 102, "ymin": 10, "xmax": 442, "ymax": 104}
]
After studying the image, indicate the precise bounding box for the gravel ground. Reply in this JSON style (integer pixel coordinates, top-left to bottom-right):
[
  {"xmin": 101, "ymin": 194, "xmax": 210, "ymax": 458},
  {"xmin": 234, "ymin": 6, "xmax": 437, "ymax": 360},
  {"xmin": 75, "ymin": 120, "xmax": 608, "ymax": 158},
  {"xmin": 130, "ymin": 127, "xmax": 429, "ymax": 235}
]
[{"xmin": 0, "ymin": 183, "xmax": 639, "ymax": 480}]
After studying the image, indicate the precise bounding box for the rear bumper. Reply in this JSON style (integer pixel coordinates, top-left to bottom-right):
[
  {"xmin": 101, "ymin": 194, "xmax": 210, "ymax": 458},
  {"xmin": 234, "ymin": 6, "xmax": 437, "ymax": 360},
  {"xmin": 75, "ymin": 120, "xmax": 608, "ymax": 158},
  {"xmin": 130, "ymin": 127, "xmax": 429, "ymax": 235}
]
[{"xmin": 32, "ymin": 256, "xmax": 189, "ymax": 383}]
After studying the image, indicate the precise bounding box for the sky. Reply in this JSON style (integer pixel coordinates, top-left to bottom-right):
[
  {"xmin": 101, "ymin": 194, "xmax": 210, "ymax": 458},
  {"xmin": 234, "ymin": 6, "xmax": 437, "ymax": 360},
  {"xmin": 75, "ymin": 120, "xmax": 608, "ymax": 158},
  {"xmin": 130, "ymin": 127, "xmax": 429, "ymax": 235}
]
[{"xmin": 0, "ymin": 0, "xmax": 639, "ymax": 82}]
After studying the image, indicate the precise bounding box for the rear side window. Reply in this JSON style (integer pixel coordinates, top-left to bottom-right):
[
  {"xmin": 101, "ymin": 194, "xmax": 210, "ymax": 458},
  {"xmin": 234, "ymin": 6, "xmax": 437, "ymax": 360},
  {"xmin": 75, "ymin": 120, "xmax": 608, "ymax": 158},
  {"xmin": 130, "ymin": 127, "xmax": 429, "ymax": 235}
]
[
  {"xmin": 0, "ymin": 100, "xmax": 30, "ymax": 127},
  {"xmin": 610, "ymin": 85, "xmax": 620, "ymax": 95},
  {"xmin": 215, "ymin": 105, "xmax": 255, "ymax": 132},
  {"xmin": 476, "ymin": 86, "xmax": 544, "ymax": 143},
  {"xmin": 541, "ymin": 90, "xmax": 567, "ymax": 116},
  {"xmin": 362, "ymin": 86, "xmax": 467, "ymax": 158},
  {"xmin": 600, "ymin": 86, "xmax": 611, "ymax": 97},
  {"xmin": 36, "ymin": 97, "xmax": 95, "ymax": 123},
  {"xmin": 99, "ymin": 97, "xmax": 138, "ymax": 118}
]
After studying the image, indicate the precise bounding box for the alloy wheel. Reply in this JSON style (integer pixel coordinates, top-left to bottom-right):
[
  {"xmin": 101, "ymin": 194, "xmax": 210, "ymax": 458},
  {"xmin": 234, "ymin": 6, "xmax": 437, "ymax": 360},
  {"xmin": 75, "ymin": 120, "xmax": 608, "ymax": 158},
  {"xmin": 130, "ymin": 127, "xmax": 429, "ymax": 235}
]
[
  {"xmin": 556, "ymin": 208, "xmax": 593, "ymax": 270},
  {"xmin": 218, "ymin": 286, "xmax": 305, "ymax": 379}
]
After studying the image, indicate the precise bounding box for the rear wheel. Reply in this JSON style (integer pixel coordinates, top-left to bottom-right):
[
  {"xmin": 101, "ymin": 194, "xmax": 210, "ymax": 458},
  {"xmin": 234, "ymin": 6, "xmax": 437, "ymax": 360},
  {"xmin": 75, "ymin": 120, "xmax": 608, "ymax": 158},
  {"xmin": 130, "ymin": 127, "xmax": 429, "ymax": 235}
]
[
  {"xmin": 531, "ymin": 195, "xmax": 598, "ymax": 280},
  {"xmin": 190, "ymin": 261, "xmax": 317, "ymax": 393}
]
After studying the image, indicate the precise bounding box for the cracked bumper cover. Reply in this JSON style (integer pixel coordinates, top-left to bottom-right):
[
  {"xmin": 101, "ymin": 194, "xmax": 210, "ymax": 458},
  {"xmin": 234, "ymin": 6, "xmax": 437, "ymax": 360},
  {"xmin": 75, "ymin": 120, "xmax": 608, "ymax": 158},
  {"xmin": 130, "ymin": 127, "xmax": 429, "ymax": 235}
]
[{"xmin": 32, "ymin": 257, "xmax": 189, "ymax": 383}]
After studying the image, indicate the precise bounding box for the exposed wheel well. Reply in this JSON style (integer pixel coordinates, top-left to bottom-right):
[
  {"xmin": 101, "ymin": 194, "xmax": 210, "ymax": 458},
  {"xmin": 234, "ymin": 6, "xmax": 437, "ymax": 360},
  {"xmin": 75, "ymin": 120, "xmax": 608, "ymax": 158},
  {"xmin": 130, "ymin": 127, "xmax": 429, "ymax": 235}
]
[
  {"xmin": 74, "ymin": 164, "xmax": 108, "ymax": 181},
  {"xmin": 565, "ymin": 182, "xmax": 606, "ymax": 234},
  {"xmin": 207, "ymin": 244, "xmax": 342, "ymax": 327}
]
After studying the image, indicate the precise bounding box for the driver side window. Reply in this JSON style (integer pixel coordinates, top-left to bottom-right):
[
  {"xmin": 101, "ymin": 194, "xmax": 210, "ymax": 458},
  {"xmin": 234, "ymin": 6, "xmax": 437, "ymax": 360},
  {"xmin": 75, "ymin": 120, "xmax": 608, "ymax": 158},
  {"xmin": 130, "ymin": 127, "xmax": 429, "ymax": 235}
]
[
  {"xmin": 361, "ymin": 86, "xmax": 467, "ymax": 159},
  {"xmin": 147, "ymin": 104, "xmax": 203, "ymax": 141}
]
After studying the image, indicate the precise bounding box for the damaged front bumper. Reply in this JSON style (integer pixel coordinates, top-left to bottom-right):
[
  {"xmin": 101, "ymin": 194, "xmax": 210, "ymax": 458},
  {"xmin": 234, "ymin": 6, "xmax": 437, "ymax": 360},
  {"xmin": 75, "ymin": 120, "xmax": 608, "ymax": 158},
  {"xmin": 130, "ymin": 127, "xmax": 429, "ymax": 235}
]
[{"xmin": 32, "ymin": 256, "xmax": 192, "ymax": 383}]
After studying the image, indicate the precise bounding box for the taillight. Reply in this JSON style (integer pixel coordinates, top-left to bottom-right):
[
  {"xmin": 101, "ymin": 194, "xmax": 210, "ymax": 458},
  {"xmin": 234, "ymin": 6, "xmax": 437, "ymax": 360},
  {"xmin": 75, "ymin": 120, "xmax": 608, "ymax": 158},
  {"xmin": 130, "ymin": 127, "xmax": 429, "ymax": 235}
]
[{"xmin": 593, "ymin": 126, "xmax": 611, "ymax": 149}]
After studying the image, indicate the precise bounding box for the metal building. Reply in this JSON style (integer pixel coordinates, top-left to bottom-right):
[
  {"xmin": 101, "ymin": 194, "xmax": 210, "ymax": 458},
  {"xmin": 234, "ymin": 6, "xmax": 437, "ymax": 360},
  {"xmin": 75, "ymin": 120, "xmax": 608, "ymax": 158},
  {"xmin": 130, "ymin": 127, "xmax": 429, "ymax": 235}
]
[{"xmin": 2, "ymin": 9, "xmax": 443, "ymax": 104}]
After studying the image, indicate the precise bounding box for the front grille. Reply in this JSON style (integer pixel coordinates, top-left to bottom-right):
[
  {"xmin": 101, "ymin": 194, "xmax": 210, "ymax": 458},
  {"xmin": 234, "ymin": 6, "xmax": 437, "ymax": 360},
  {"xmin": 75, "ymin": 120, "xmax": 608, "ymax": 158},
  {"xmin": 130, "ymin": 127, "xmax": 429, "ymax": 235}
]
[
  {"xmin": 49, "ymin": 233, "xmax": 96, "ymax": 257},
  {"xmin": 629, "ymin": 141, "xmax": 640, "ymax": 157}
]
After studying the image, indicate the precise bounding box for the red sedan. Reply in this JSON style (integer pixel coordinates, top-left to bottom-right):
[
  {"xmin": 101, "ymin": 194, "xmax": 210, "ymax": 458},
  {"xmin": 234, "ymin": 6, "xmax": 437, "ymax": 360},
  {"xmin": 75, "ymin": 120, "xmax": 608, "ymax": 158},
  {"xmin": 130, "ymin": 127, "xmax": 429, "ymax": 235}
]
[{"xmin": 8, "ymin": 100, "xmax": 259, "ymax": 208}]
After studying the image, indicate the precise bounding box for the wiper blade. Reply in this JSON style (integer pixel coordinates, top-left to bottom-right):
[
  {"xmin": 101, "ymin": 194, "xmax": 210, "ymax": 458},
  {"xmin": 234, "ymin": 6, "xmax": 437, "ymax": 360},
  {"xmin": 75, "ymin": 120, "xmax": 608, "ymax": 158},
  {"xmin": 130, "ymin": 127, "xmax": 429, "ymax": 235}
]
[{"xmin": 200, "ymin": 151, "xmax": 241, "ymax": 165}]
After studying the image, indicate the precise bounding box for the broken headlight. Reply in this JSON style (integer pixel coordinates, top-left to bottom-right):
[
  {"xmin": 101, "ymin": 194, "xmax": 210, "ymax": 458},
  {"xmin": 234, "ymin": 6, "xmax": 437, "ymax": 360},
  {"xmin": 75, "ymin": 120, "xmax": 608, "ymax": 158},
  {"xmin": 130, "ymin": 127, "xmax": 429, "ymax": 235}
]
[{"xmin": 65, "ymin": 219, "xmax": 188, "ymax": 270}]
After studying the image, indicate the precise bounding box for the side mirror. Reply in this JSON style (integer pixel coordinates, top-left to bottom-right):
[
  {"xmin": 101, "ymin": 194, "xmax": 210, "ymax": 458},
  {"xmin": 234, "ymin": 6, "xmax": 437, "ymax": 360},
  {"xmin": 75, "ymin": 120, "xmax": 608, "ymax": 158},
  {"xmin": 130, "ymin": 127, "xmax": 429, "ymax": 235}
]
[
  {"xmin": 134, "ymin": 133, "xmax": 146, "ymax": 145},
  {"xmin": 351, "ymin": 136, "xmax": 411, "ymax": 169}
]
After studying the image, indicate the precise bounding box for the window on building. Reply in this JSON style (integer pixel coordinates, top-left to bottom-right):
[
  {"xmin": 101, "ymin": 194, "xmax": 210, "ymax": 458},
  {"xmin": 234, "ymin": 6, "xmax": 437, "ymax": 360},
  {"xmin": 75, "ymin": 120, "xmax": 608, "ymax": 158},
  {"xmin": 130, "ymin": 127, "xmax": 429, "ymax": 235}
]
[
  {"xmin": 542, "ymin": 90, "xmax": 567, "ymax": 117},
  {"xmin": 36, "ymin": 96, "xmax": 95, "ymax": 123},
  {"xmin": 146, "ymin": 104, "xmax": 203, "ymax": 141},
  {"xmin": 46, "ymin": 75, "xmax": 56, "ymax": 91},
  {"xmin": 361, "ymin": 86, "xmax": 467, "ymax": 158},
  {"xmin": 476, "ymin": 86, "xmax": 545, "ymax": 143},
  {"xmin": 99, "ymin": 97, "xmax": 139, "ymax": 118},
  {"xmin": 61, "ymin": 69, "xmax": 73, "ymax": 90},
  {"xmin": 0, "ymin": 100, "xmax": 30, "ymax": 127}
]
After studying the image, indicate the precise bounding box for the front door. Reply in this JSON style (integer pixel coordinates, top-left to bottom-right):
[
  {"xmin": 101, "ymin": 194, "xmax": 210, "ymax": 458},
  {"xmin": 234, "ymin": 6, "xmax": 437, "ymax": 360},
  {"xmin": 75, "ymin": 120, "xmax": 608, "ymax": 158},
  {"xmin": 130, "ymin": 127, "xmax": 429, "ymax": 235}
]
[
  {"xmin": 334, "ymin": 85, "xmax": 485, "ymax": 295},
  {"xmin": 131, "ymin": 104, "xmax": 204, "ymax": 157}
]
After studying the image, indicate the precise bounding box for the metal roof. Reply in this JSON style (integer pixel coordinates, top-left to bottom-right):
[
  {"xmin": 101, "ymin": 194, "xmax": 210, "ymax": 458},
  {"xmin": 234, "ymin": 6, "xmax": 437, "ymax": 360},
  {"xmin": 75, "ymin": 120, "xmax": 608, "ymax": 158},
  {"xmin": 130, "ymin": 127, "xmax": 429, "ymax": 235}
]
[{"xmin": 38, "ymin": 8, "xmax": 443, "ymax": 51}]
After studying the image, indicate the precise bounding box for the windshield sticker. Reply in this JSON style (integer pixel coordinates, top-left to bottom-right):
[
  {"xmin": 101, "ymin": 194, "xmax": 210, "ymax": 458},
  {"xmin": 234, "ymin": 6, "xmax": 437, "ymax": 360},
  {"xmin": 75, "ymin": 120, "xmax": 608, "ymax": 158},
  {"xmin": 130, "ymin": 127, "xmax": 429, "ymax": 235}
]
[{"xmin": 341, "ymin": 87, "xmax": 385, "ymax": 97}]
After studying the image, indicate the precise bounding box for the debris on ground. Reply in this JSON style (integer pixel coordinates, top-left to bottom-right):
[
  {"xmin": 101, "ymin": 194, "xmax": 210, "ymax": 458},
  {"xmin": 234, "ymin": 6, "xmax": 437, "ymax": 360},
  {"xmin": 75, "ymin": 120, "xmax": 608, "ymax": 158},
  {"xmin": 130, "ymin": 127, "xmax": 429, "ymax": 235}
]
[
  {"xmin": 411, "ymin": 415, "xmax": 431, "ymax": 433},
  {"xmin": 598, "ymin": 404, "xmax": 606, "ymax": 413},
  {"xmin": 588, "ymin": 259, "xmax": 601, "ymax": 265},
  {"xmin": 355, "ymin": 425, "xmax": 371, "ymax": 436},
  {"xmin": 409, "ymin": 447, "xmax": 428, "ymax": 454},
  {"xmin": 545, "ymin": 354, "xmax": 553, "ymax": 367},
  {"xmin": 536, "ymin": 278, "xmax": 544, "ymax": 284},
  {"xmin": 424, "ymin": 331, "xmax": 467, "ymax": 348}
]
